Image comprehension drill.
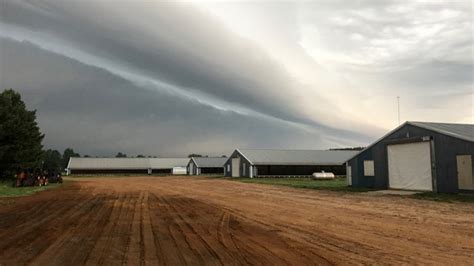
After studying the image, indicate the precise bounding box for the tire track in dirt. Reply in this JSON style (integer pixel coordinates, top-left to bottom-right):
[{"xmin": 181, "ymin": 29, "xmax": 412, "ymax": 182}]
[
  {"xmin": 171, "ymin": 194, "xmax": 329, "ymax": 265},
  {"xmin": 85, "ymin": 191, "xmax": 142, "ymax": 265},
  {"xmin": 85, "ymin": 192, "xmax": 129, "ymax": 265},
  {"xmin": 108, "ymin": 192, "xmax": 139, "ymax": 265},
  {"xmin": 2, "ymin": 176, "xmax": 473, "ymax": 265},
  {"xmin": 162, "ymin": 196, "xmax": 234, "ymax": 264},
  {"xmin": 211, "ymin": 206, "xmax": 317, "ymax": 265},
  {"xmin": 218, "ymin": 203, "xmax": 397, "ymax": 264},
  {"xmin": 140, "ymin": 191, "xmax": 160, "ymax": 265},
  {"xmin": 216, "ymin": 212, "xmax": 239, "ymax": 255},
  {"xmin": 0, "ymin": 185, "xmax": 77, "ymax": 226},
  {"xmin": 61, "ymin": 192, "xmax": 117, "ymax": 264},
  {"xmin": 124, "ymin": 191, "xmax": 145, "ymax": 265},
  {"xmin": 160, "ymin": 179, "xmax": 464, "ymax": 264},
  {"xmin": 0, "ymin": 188, "xmax": 84, "ymax": 237},
  {"xmin": 0, "ymin": 196, "xmax": 57, "ymax": 228},
  {"xmin": 147, "ymin": 192, "xmax": 191, "ymax": 265},
  {"xmin": 218, "ymin": 204, "xmax": 444, "ymax": 264},
  {"xmin": 30, "ymin": 192, "xmax": 114, "ymax": 265},
  {"xmin": 151, "ymin": 193, "xmax": 208, "ymax": 265},
  {"xmin": 158, "ymin": 195, "xmax": 319, "ymax": 265},
  {"xmin": 0, "ymin": 193, "xmax": 98, "ymax": 264}
]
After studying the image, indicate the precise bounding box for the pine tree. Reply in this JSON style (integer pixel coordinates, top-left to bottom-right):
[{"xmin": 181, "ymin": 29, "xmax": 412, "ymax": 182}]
[
  {"xmin": 115, "ymin": 152, "xmax": 127, "ymax": 158},
  {"xmin": 0, "ymin": 89, "xmax": 44, "ymax": 178},
  {"xmin": 62, "ymin": 148, "xmax": 80, "ymax": 169},
  {"xmin": 43, "ymin": 149, "xmax": 63, "ymax": 172}
]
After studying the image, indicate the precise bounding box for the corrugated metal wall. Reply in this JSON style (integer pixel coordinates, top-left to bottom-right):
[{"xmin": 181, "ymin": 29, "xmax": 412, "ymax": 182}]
[
  {"xmin": 349, "ymin": 124, "xmax": 474, "ymax": 193},
  {"xmin": 224, "ymin": 150, "xmax": 253, "ymax": 177}
]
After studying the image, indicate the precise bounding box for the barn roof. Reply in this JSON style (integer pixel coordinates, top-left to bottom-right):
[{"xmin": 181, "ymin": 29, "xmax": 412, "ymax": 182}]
[
  {"xmin": 148, "ymin": 158, "xmax": 190, "ymax": 169},
  {"xmin": 67, "ymin": 157, "xmax": 189, "ymax": 170},
  {"xmin": 190, "ymin": 157, "xmax": 226, "ymax": 168},
  {"xmin": 409, "ymin": 121, "xmax": 474, "ymax": 142},
  {"xmin": 346, "ymin": 121, "xmax": 474, "ymax": 162},
  {"xmin": 236, "ymin": 149, "xmax": 358, "ymax": 166}
]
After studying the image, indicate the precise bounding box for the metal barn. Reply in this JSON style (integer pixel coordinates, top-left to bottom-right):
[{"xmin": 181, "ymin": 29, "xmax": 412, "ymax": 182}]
[
  {"xmin": 223, "ymin": 149, "xmax": 358, "ymax": 178},
  {"xmin": 67, "ymin": 157, "xmax": 189, "ymax": 175},
  {"xmin": 187, "ymin": 157, "xmax": 226, "ymax": 175},
  {"xmin": 346, "ymin": 121, "xmax": 474, "ymax": 193},
  {"xmin": 148, "ymin": 158, "xmax": 190, "ymax": 174}
]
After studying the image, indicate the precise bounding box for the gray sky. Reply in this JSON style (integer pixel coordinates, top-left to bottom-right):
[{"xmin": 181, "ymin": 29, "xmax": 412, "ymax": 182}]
[{"xmin": 0, "ymin": 0, "xmax": 472, "ymax": 157}]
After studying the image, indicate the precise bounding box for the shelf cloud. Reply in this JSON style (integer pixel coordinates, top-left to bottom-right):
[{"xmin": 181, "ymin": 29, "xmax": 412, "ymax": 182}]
[{"xmin": 0, "ymin": 0, "xmax": 471, "ymax": 156}]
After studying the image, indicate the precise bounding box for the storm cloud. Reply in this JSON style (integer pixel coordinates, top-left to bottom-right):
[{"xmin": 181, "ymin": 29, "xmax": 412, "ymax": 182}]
[{"xmin": 0, "ymin": 0, "xmax": 472, "ymax": 156}]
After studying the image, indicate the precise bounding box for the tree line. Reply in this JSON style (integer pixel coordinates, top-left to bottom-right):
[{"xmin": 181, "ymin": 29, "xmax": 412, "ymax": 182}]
[
  {"xmin": 0, "ymin": 89, "xmax": 83, "ymax": 178},
  {"xmin": 1, "ymin": 89, "xmax": 249, "ymax": 179},
  {"xmin": 0, "ymin": 89, "xmax": 192, "ymax": 178}
]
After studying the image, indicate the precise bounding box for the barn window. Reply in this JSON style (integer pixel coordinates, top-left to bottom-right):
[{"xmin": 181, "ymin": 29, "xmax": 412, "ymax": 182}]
[
  {"xmin": 227, "ymin": 164, "xmax": 230, "ymax": 172},
  {"xmin": 364, "ymin": 160, "xmax": 374, "ymax": 176},
  {"xmin": 243, "ymin": 163, "xmax": 246, "ymax": 175}
]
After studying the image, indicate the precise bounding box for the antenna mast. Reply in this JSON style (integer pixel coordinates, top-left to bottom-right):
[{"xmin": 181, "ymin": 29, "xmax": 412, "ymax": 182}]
[{"xmin": 397, "ymin": 96, "xmax": 400, "ymax": 125}]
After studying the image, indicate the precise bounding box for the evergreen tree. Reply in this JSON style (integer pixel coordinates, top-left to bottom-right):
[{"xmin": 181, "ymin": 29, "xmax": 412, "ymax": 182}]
[
  {"xmin": 43, "ymin": 149, "xmax": 62, "ymax": 172},
  {"xmin": 0, "ymin": 89, "xmax": 44, "ymax": 178},
  {"xmin": 62, "ymin": 148, "xmax": 80, "ymax": 169},
  {"xmin": 115, "ymin": 152, "xmax": 127, "ymax": 158}
]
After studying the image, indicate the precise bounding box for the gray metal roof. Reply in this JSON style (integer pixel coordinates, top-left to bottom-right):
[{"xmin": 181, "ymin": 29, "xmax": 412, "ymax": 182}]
[
  {"xmin": 346, "ymin": 121, "xmax": 474, "ymax": 162},
  {"xmin": 191, "ymin": 157, "xmax": 226, "ymax": 168},
  {"xmin": 409, "ymin": 121, "xmax": 473, "ymax": 142},
  {"xmin": 237, "ymin": 149, "xmax": 358, "ymax": 166},
  {"xmin": 67, "ymin": 157, "xmax": 189, "ymax": 170},
  {"xmin": 148, "ymin": 158, "xmax": 190, "ymax": 169}
]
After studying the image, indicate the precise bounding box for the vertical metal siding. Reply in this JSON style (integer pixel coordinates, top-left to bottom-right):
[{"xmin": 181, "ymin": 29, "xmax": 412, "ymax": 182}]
[
  {"xmin": 350, "ymin": 124, "xmax": 474, "ymax": 193},
  {"xmin": 224, "ymin": 150, "xmax": 253, "ymax": 177}
]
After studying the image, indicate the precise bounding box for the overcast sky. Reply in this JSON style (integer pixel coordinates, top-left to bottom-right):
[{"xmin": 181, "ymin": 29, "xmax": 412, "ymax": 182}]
[{"xmin": 0, "ymin": 0, "xmax": 472, "ymax": 157}]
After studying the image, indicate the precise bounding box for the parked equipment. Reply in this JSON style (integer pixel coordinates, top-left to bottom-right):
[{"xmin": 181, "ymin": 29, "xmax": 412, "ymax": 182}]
[{"xmin": 14, "ymin": 169, "xmax": 62, "ymax": 187}]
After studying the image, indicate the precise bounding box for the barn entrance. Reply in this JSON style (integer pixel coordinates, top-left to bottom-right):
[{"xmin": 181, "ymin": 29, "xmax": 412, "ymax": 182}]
[
  {"xmin": 346, "ymin": 165, "xmax": 352, "ymax": 186},
  {"xmin": 457, "ymin": 155, "xmax": 473, "ymax": 190},
  {"xmin": 232, "ymin": 158, "xmax": 240, "ymax": 177},
  {"xmin": 189, "ymin": 163, "xmax": 194, "ymax": 175},
  {"xmin": 387, "ymin": 141, "xmax": 433, "ymax": 191}
]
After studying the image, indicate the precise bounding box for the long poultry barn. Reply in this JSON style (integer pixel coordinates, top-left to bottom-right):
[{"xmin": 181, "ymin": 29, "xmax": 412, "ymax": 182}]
[
  {"xmin": 66, "ymin": 157, "xmax": 190, "ymax": 175},
  {"xmin": 346, "ymin": 121, "xmax": 474, "ymax": 193},
  {"xmin": 224, "ymin": 149, "xmax": 358, "ymax": 178},
  {"xmin": 187, "ymin": 157, "xmax": 226, "ymax": 175}
]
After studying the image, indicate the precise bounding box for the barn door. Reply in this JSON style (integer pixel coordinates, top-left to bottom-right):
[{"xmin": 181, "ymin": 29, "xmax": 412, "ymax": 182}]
[
  {"xmin": 346, "ymin": 164, "xmax": 352, "ymax": 186},
  {"xmin": 457, "ymin": 155, "xmax": 473, "ymax": 190},
  {"xmin": 388, "ymin": 142, "xmax": 433, "ymax": 191},
  {"xmin": 189, "ymin": 163, "xmax": 194, "ymax": 175},
  {"xmin": 232, "ymin": 158, "xmax": 240, "ymax": 177}
]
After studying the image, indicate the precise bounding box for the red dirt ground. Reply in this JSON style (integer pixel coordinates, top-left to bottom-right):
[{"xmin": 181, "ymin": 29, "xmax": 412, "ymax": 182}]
[{"xmin": 0, "ymin": 176, "xmax": 473, "ymax": 265}]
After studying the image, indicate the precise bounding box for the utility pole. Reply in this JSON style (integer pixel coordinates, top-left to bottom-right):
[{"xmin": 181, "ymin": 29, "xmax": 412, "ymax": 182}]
[{"xmin": 397, "ymin": 96, "xmax": 400, "ymax": 125}]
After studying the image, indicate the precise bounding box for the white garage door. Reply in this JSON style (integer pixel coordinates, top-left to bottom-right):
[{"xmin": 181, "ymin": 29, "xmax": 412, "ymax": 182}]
[
  {"xmin": 232, "ymin": 158, "xmax": 240, "ymax": 177},
  {"xmin": 457, "ymin": 155, "xmax": 473, "ymax": 190},
  {"xmin": 189, "ymin": 163, "xmax": 194, "ymax": 175},
  {"xmin": 346, "ymin": 165, "xmax": 352, "ymax": 186},
  {"xmin": 388, "ymin": 142, "xmax": 433, "ymax": 191}
]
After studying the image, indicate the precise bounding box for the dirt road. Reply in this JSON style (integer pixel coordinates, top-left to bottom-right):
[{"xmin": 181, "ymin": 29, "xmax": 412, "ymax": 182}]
[{"xmin": 0, "ymin": 176, "xmax": 473, "ymax": 265}]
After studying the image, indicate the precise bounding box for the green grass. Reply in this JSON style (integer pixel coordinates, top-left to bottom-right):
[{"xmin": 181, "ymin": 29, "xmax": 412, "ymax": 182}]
[
  {"xmin": 66, "ymin": 174, "xmax": 190, "ymax": 178},
  {"xmin": 0, "ymin": 180, "xmax": 61, "ymax": 198},
  {"xmin": 411, "ymin": 192, "xmax": 474, "ymax": 203},
  {"xmin": 221, "ymin": 177, "xmax": 474, "ymax": 203},
  {"xmin": 226, "ymin": 177, "xmax": 374, "ymax": 192}
]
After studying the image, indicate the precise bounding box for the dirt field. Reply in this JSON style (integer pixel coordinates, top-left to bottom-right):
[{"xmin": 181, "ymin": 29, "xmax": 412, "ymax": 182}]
[{"xmin": 0, "ymin": 176, "xmax": 473, "ymax": 265}]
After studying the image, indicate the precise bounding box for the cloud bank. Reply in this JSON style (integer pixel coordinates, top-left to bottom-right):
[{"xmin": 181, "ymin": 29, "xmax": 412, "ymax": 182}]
[{"xmin": 0, "ymin": 0, "xmax": 471, "ymax": 156}]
